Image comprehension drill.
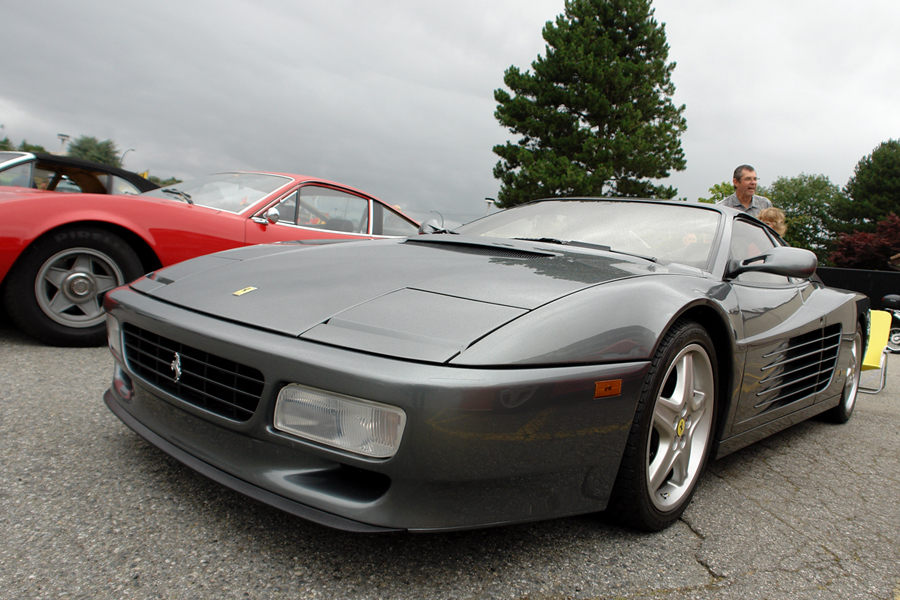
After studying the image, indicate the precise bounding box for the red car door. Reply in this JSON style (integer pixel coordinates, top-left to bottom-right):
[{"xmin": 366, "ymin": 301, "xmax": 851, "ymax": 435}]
[{"xmin": 243, "ymin": 185, "xmax": 372, "ymax": 245}]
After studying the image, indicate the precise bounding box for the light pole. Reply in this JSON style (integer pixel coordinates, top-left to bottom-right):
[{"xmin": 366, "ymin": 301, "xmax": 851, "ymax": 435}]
[
  {"xmin": 57, "ymin": 133, "xmax": 69, "ymax": 153},
  {"xmin": 121, "ymin": 148, "xmax": 134, "ymax": 166},
  {"xmin": 484, "ymin": 197, "xmax": 496, "ymax": 215}
]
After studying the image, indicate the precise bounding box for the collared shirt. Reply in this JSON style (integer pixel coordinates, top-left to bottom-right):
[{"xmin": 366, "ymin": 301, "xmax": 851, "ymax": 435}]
[{"xmin": 718, "ymin": 193, "xmax": 773, "ymax": 217}]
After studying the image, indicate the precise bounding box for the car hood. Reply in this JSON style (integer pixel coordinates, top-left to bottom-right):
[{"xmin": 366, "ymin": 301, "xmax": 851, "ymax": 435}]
[
  {"xmin": 131, "ymin": 236, "xmax": 673, "ymax": 362},
  {"xmin": 0, "ymin": 187, "xmax": 53, "ymax": 198}
]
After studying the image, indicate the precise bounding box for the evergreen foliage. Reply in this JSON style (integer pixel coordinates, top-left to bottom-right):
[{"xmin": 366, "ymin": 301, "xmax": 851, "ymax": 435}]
[
  {"xmin": 492, "ymin": 0, "xmax": 686, "ymax": 207},
  {"xmin": 831, "ymin": 139, "xmax": 900, "ymax": 234}
]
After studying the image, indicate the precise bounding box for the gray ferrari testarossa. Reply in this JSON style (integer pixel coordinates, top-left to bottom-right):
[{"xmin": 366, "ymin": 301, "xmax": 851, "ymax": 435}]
[{"xmin": 103, "ymin": 198, "xmax": 869, "ymax": 532}]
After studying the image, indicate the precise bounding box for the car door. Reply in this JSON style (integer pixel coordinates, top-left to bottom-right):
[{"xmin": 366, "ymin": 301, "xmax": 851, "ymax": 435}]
[
  {"xmin": 726, "ymin": 218, "xmax": 836, "ymax": 436},
  {"xmin": 243, "ymin": 184, "xmax": 374, "ymax": 245},
  {"xmin": 244, "ymin": 184, "xmax": 417, "ymax": 244}
]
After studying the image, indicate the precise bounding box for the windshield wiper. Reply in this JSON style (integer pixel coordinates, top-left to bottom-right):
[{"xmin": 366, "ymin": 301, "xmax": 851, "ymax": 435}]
[
  {"xmin": 161, "ymin": 188, "xmax": 193, "ymax": 204},
  {"xmin": 515, "ymin": 237, "xmax": 573, "ymax": 246},
  {"xmin": 515, "ymin": 237, "xmax": 657, "ymax": 263},
  {"xmin": 420, "ymin": 222, "xmax": 459, "ymax": 235},
  {"xmin": 515, "ymin": 237, "xmax": 610, "ymax": 250},
  {"xmin": 602, "ymin": 247, "xmax": 657, "ymax": 263}
]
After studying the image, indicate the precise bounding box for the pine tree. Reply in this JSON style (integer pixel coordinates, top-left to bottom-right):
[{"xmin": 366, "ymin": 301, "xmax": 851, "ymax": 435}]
[
  {"xmin": 492, "ymin": 0, "xmax": 686, "ymax": 207},
  {"xmin": 831, "ymin": 139, "xmax": 900, "ymax": 235}
]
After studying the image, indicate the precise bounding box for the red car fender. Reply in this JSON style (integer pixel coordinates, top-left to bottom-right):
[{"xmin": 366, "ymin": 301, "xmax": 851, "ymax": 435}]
[{"xmin": 0, "ymin": 191, "xmax": 245, "ymax": 282}]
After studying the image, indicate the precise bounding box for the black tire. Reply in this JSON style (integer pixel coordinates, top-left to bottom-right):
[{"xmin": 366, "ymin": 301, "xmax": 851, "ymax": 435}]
[
  {"xmin": 822, "ymin": 327, "xmax": 863, "ymax": 424},
  {"xmin": 888, "ymin": 326, "xmax": 900, "ymax": 354},
  {"xmin": 605, "ymin": 319, "xmax": 717, "ymax": 531},
  {"xmin": 2, "ymin": 227, "xmax": 143, "ymax": 346}
]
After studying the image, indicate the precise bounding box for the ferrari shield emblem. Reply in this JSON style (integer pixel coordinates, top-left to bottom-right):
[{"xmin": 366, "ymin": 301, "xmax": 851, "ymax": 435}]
[{"xmin": 233, "ymin": 286, "xmax": 258, "ymax": 296}]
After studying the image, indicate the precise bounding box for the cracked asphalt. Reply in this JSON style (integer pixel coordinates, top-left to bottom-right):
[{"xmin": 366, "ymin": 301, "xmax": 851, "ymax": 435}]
[{"xmin": 1, "ymin": 316, "xmax": 898, "ymax": 600}]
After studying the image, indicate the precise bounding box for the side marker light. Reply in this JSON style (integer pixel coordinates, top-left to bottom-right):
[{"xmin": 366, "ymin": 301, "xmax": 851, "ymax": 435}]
[{"xmin": 594, "ymin": 379, "xmax": 622, "ymax": 398}]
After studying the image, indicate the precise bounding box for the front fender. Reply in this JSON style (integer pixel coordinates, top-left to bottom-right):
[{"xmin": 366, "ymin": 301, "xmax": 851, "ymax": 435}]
[{"xmin": 451, "ymin": 275, "xmax": 728, "ymax": 367}]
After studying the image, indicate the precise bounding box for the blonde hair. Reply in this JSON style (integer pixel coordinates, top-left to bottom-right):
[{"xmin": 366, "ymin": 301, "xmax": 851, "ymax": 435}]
[{"xmin": 758, "ymin": 207, "xmax": 786, "ymax": 236}]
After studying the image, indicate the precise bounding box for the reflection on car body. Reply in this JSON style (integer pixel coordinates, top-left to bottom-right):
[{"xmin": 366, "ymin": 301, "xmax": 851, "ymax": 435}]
[{"xmin": 103, "ymin": 198, "xmax": 868, "ymax": 533}]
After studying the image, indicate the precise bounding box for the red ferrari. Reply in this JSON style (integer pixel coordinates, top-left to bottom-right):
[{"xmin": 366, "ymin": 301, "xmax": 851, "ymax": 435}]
[{"xmin": 0, "ymin": 172, "xmax": 418, "ymax": 346}]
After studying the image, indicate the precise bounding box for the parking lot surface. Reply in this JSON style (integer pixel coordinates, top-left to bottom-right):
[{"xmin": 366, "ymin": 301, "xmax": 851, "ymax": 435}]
[{"xmin": 1, "ymin": 316, "xmax": 898, "ymax": 600}]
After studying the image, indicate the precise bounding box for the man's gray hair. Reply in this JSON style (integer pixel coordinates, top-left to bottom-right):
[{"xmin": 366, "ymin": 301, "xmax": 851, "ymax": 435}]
[{"xmin": 733, "ymin": 165, "xmax": 755, "ymax": 180}]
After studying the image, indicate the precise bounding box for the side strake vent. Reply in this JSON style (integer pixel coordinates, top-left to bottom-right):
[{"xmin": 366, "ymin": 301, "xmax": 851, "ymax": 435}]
[
  {"xmin": 123, "ymin": 323, "xmax": 265, "ymax": 422},
  {"xmin": 756, "ymin": 325, "xmax": 842, "ymax": 408},
  {"xmin": 406, "ymin": 239, "xmax": 553, "ymax": 260}
]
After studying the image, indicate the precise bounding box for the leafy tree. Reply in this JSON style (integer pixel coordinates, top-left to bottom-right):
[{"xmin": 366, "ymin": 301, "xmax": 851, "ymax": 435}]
[
  {"xmin": 0, "ymin": 138, "xmax": 47, "ymax": 152},
  {"xmin": 757, "ymin": 174, "xmax": 844, "ymax": 262},
  {"xmin": 698, "ymin": 181, "xmax": 734, "ymax": 204},
  {"xmin": 492, "ymin": 0, "xmax": 686, "ymax": 207},
  {"xmin": 831, "ymin": 139, "xmax": 900, "ymax": 235},
  {"xmin": 149, "ymin": 175, "xmax": 182, "ymax": 187},
  {"xmin": 67, "ymin": 136, "xmax": 122, "ymax": 167},
  {"xmin": 829, "ymin": 213, "xmax": 900, "ymax": 271},
  {"xmin": 17, "ymin": 140, "xmax": 47, "ymax": 153}
]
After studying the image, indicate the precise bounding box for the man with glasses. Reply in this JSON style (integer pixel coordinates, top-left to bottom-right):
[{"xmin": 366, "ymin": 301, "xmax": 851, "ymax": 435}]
[{"xmin": 718, "ymin": 164, "xmax": 773, "ymax": 217}]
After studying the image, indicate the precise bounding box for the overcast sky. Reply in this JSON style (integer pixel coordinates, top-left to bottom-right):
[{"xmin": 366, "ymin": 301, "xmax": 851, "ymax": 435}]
[{"xmin": 3, "ymin": 0, "xmax": 900, "ymax": 225}]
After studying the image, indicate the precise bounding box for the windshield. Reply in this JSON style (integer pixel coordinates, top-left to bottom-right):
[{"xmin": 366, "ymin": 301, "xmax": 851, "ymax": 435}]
[
  {"xmin": 142, "ymin": 172, "xmax": 292, "ymax": 212},
  {"xmin": 457, "ymin": 200, "xmax": 721, "ymax": 268},
  {"xmin": 0, "ymin": 152, "xmax": 29, "ymax": 165}
]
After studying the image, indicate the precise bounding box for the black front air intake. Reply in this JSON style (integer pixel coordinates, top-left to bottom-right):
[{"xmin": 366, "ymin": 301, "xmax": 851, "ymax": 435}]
[{"xmin": 122, "ymin": 323, "xmax": 264, "ymax": 422}]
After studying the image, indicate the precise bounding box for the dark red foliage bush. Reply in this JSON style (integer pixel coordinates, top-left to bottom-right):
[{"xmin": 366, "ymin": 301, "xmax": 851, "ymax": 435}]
[{"xmin": 829, "ymin": 213, "xmax": 900, "ymax": 270}]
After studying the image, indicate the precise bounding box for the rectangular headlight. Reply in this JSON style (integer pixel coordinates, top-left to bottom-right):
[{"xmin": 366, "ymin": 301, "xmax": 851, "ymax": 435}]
[{"xmin": 274, "ymin": 384, "xmax": 406, "ymax": 458}]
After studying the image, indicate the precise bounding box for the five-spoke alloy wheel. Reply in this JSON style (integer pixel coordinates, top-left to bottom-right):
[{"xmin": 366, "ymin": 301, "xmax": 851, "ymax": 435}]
[
  {"xmin": 3, "ymin": 227, "xmax": 143, "ymax": 346},
  {"xmin": 607, "ymin": 319, "xmax": 717, "ymax": 531},
  {"xmin": 645, "ymin": 340, "xmax": 716, "ymax": 513},
  {"xmin": 824, "ymin": 327, "xmax": 863, "ymax": 423}
]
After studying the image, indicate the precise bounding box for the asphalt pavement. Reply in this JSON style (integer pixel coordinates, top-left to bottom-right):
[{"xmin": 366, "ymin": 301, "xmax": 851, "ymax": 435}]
[{"xmin": 1, "ymin": 315, "xmax": 898, "ymax": 600}]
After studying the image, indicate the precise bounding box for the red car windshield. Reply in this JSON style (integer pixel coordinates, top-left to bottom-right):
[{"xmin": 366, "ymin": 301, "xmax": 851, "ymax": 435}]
[{"xmin": 143, "ymin": 172, "xmax": 292, "ymax": 213}]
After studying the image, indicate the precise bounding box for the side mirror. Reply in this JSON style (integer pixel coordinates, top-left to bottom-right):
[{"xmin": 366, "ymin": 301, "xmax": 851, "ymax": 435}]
[
  {"xmin": 727, "ymin": 246, "xmax": 817, "ymax": 279},
  {"xmin": 265, "ymin": 207, "xmax": 280, "ymax": 224},
  {"xmin": 418, "ymin": 218, "xmax": 442, "ymax": 235}
]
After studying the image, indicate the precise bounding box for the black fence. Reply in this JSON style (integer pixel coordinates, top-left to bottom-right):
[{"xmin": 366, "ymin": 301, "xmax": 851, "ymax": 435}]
[{"xmin": 817, "ymin": 267, "xmax": 900, "ymax": 310}]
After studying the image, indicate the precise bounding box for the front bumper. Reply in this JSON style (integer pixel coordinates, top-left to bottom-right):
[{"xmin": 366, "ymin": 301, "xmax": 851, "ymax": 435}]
[{"xmin": 104, "ymin": 286, "xmax": 649, "ymax": 531}]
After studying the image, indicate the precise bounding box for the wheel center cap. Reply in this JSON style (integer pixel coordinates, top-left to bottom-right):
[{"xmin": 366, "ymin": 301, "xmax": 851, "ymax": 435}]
[
  {"xmin": 64, "ymin": 273, "xmax": 96, "ymax": 301},
  {"xmin": 676, "ymin": 418, "xmax": 686, "ymax": 437}
]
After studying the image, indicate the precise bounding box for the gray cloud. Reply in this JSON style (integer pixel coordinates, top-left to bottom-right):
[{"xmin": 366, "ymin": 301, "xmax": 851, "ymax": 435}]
[{"xmin": 3, "ymin": 0, "xmax": 899, "ymax": 225}]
